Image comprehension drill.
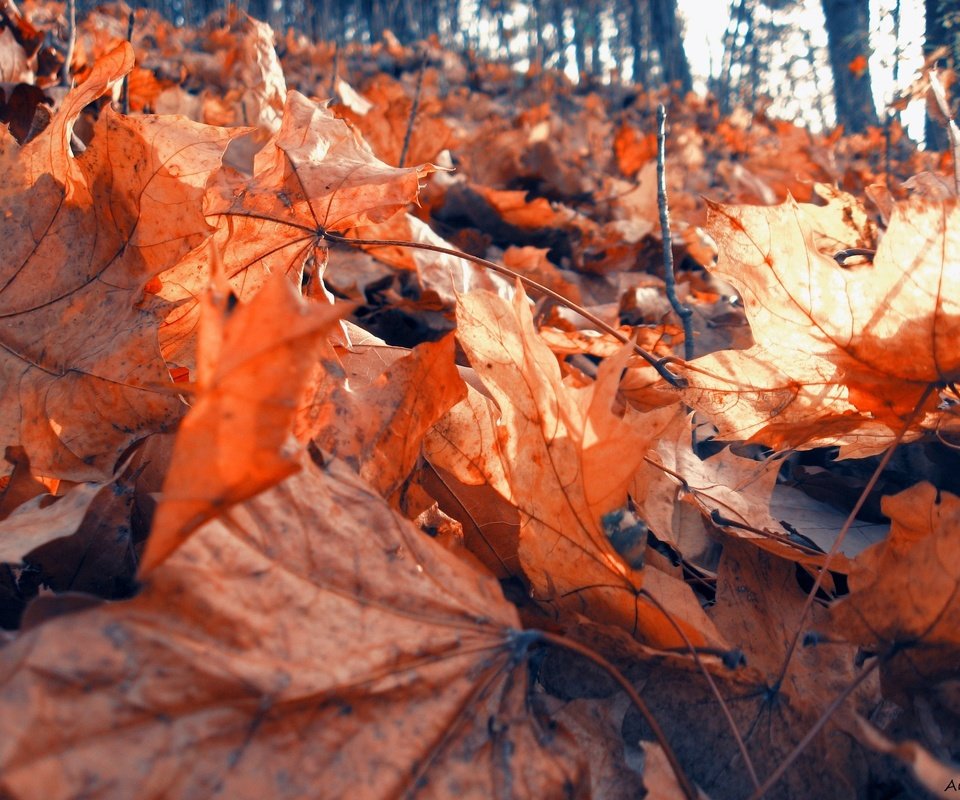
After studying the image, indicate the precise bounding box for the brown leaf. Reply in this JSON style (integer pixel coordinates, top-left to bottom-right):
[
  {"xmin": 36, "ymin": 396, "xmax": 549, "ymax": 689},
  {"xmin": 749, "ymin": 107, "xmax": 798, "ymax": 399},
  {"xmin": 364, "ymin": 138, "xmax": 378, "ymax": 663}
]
[
  {"xmin": 641, "ymin": 742, "xmax": 708, "ymax": 800},
  {"xmin": 852, "ymin": 715, "xmax": 959, "ymax": 795},
  {"xmin": 427, "ymin": 289, "xmax": 723, "ymax": 650},
  {"xmin": 209, "ymin": 89, "xmax": 434, "ymax": 233},
  {"xmin": 420, "ymin": 461, "xmax": 522, "ymax": 580},
  {"xmin": 0, "ymin": 454, "xmax": 586, "ymax": 799},
  {"xmin": 0, "ymin": 481, "xmax": 101, "ymax": 563},
  {"xmin": 633, "ymin": 413, "xmax": 883, "ymax": 566},
  {"xmin": 678, "ymin": 196, "xmax": 960, "ymax": 454},
  {"xmin": 0, "ymin": 43, "xmax": 239, "ymax": 480},
  {"xmin": 300, "ymin": 333, "xmax": 467, "ymax": 502},
  {"xmin": 160, "ymin": 90, "xmax": 434, "ymax": 366},
  {"xmin": 141, "ymin": 272, "xmax": 345, "ymax": 573},
  {"xmin": 829, "ymin": 482, "xmax": 960, "ymax": 703},
  {"xmin": 0, "ymin": 447, "xmax": 46, "ymax": 520},
  {"xmin": 614, "ymin": 538, "xmax": 877, "ymax": 798}
]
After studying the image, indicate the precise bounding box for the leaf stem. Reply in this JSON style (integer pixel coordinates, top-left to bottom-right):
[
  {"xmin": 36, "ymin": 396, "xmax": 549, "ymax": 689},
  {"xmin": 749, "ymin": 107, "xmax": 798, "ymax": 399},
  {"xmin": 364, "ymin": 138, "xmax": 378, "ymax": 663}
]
[
  {"xmin": 322, "ymin": 231, "xmax": 687, "ymax": 387},
  {"xmin": 531, "ymin": 629, "xmax": 699, "ymax": 800},
  {"xmin": 747, "ymin": 658, "xmax": 880, "ymax": 799}
]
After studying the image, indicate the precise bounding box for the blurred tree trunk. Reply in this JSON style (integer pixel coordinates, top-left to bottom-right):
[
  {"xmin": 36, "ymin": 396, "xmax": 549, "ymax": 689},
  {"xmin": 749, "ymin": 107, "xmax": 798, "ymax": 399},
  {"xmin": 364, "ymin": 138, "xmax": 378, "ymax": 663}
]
[
  {"xmin": 924, "ymin": 0, "xmax": 959, "ymax": 150},
  {"xmin": 649, "ymin": 0, "xmax": 692, "ymax": 93},
  {"xmin": 629, "ymin": 0, "xmax": 647, "ymax": 85},
  {"xmin": 553, "ymin": 1, "xmax": 571, "ymax": 75},
  {"xmin": 820, "ymin": 0, "xmax": 878, "ymax": 132}
]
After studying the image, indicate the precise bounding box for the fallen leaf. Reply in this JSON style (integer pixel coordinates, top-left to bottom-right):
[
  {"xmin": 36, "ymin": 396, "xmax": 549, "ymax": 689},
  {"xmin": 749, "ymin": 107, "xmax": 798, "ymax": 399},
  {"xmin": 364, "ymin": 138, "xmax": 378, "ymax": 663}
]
[
  {"xmin": 641, "ymin": 741, "xmax": 709, "ymax": 799},
  {"xmin": 0, "ymin": 43, "xmax": 238, "ymax": 480},
  {"xmin": 209, "ymin": 89, "xmax": 434, "ymax": 234},
  {"xmin": 829, "ymin": 482, "xmax": 960, "ymax": 703},
  {"xmin": 614, "ymin": 538, "xmax": 878, "ymax": 798},
  {"xmin": 852, "ymin": 714, "xmax": 959, "ymax": 795},
  {"xmin": 427, "ymin": 288, "xmax": 723, "ymax": 649},
  {"xmin": 0, "ymin": 453, "xmax": 586, "ymax": 799},
  {"xmin": 0, "ymin": 447, "xmax": 47, "ymax": 519},
  {"xmin": 160, "ymin": 90, "xmax": 435, "ymax": 365},
  {"xmin": 0, "ymin": 481, "xmax": 101, "ymax": 563},
  {"xmin": 141, "ymin": 271, "xmax": 345, "ymax": 573},
  {"xmin": 300, "ymin": 333, "xmax": 467, "ymax": 503},
  {"xmin": 633, "ymin": 413, "xmax": 883, "ymax": 566},
  {"xmin": 677, "ymin": 197, "xmax": 960, "ymax": 453}
]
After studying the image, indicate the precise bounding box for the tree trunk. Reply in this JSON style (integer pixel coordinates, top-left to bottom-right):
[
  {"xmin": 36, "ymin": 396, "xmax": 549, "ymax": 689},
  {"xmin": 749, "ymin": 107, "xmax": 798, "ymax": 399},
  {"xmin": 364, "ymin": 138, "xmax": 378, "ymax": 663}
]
[
  {"xmin": 924, "ymin": 0, "xmax": 959, "ymax": 150},
  {"xmin": 553, "ymin": 1, "xmax": 570, "ymax": 75},
  {"xmin": 629, "ymin": 0, "xmax": 647, "ymax": 85},
  {"xmin": 649, "ymin": 0, "xmax": 692, "ymax": 93},
  {"xmin": 820, "ymin": 0, "xmax": 878, "ymax": 133}
]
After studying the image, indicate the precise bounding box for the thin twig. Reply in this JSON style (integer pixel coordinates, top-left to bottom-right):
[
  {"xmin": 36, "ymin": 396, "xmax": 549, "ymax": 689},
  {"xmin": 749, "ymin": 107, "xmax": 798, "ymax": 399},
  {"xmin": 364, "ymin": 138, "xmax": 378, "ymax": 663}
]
[
  {"xmin": 772, "ymin": 383, "xmax": 935, "ymax": 692},
  {"xmin": 531, "ymin": 629, "xmax": 699, "ymax": 800},
  {"xmin": 60, "ymin": 0, "xmax": 75, "ymax": 88},
  {"xmin": 119, "ymin": 10, "xmax": 135, "ymax": 115},
  {"xmin": 748, "ymin": 658, "xmax": 880, "ymax": 799},
  {"xmin": 322, "ymin": 230, "xmax": 687, "ymax": 387},
  {"xmin": 639, "ymin": 589, "xmax": 760, "ymax": 790},
  {"xmin": 399, "ymin": 48, "xmax": 427, "ymax": 168},
  {"xmin": 657, "ymin": 104, "xmax": 694, "ymax": 361},
  {"xmin": 328, "ymin": 39, "xmax": 340, "ymax": 100}
]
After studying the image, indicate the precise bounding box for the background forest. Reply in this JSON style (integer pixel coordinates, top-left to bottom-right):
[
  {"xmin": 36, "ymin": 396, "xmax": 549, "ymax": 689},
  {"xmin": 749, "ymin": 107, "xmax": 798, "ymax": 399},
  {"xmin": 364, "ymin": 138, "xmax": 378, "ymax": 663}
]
[{"xmin": 49, "ymin": 0, "xmax": 960, "ymax": 145}]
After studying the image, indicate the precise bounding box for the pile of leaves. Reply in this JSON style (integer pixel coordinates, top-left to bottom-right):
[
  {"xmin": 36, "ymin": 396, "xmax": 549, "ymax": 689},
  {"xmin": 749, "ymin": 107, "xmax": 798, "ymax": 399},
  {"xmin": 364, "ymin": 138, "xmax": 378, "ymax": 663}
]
[{"xmin": 0, "ymin": 3, "xmax": 958, "ymax": 798}]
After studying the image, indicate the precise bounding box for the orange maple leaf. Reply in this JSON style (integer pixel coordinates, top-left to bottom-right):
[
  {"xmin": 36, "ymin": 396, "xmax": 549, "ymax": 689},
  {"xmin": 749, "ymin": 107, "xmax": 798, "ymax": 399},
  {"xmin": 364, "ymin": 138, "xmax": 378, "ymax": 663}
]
[
  {"xmin": 299, "ymin": 333, "xmax": 467, "ymax": 503},
  {"xmin": 160, "ymin": 90, "xmax": 434, "ymax": 367},
  {"xmin": 677, "ymin": 193, "xmax": 959, "ymax": 455},
  {"xmin": 0, "ymin": 454, "xmax": 585, "ymax": 798},
  {"xmin": 829, "ymin": 482, "xmax": 960, "ymax": 703},
  {"xmin": 141, "ymin": 271, "xmax": 346, "ymax": 573},
  {"xmin": 427, "ymin": 288, "xmax": 724, "ymax": 649},
  {"xmin": 0, "ymin": 43, "xmax": 239, "ymax": 480}
]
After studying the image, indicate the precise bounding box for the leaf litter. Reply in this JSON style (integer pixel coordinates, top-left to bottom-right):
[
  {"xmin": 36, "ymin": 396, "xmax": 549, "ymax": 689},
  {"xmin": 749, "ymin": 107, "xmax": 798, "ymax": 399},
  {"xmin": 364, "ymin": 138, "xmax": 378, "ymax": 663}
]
[{"xmin": 0, "ymin": 5, "xmax": 958, "ymax": 798}]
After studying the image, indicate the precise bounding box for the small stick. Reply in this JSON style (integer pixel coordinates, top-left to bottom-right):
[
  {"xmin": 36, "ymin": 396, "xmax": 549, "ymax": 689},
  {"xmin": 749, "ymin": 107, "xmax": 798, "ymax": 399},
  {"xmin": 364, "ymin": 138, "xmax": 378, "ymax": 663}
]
[
  {"xmin": 657, "ymin": 104, "xmax": 694, "ymax": 361},
  {"xmin": 771, "ymin": 383, "xmax": 935, "ymax": 693},
  {"xmin": 119, "ymin": 10, "xmax": 135, "ymax": 115},
  {"xmin": 328, "ymin": 39, "xmax": 340, "ymax": 99},
  {"xmin": 60, "ymin": 0, "xmax": 75, "ymax": 88},
  {"xmin": 398, "ymin": 48, "xmax": 427, "ymax": 168}
]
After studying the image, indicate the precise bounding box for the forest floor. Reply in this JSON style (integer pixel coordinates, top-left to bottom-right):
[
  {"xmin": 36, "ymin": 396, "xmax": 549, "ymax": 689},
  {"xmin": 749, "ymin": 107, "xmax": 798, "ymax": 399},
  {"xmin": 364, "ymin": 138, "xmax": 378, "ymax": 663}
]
[{"xmin": 0, "ymin": 3, "xmax": 958, "ymax": 798}]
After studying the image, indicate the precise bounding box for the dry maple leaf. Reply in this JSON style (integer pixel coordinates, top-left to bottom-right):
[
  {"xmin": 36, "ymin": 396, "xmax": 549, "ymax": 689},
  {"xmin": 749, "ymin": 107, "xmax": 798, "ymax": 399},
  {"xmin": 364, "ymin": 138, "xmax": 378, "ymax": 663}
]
[
  {"xmin": 336, "ymin": 73, "xmax": 454, "ymax": 167},
  {"xmin": 0, "ymin": 42, "xmax": 239, "ymax": 480},
  {"xmin": 0, "ymin": 480, "xmax": 101, "ymax": 563},
  {"xmin": 426, "ymin": 288, "xmax": 724, "ymax": 650},
  {"xmin": 159, "ymin": 89, "xmax": 434, "ymax": 366},
  {"xmin": 677, "ymin": 195, "xmax": 960, "ymax": 455},
  {"xmin": 621, "ymin": 538, "xmax": 880, "ymax": 798},
  {"xmin": 828, "ymin": 481, "xmax": 960, "ymax": 704},
  {"xmin": 140, "ymin": 270, "xmax": 346, "ymax": 573},
  {"xmin": 0, "ymin": 453, "xmax": 587, "ymax": 799},
  {"xmin": 633, "ymin": 412, "xmax": 884, "ymax": 568},
  {"xmin": 299, "ymin": 333, "xmax": 467, "ymax": 504},
  {"xmin": 0, "ymin": 446, "xmax": 47, "ymax": 519},
  {"xmin": 210, "ymin": 88, "xmax": 434, "ymax": 234}
]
